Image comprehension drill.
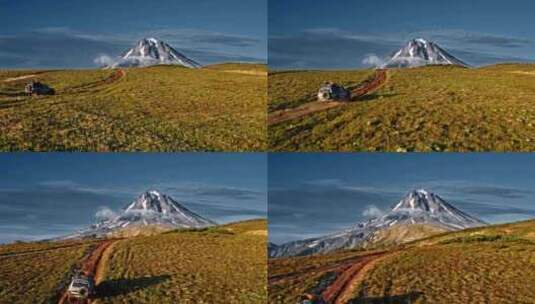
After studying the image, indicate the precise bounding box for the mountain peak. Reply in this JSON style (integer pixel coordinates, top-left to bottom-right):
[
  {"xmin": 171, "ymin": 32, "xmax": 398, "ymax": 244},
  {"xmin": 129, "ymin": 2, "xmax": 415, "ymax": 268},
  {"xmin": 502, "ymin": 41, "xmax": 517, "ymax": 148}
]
[
  {"xmin": 144, "ymin": 37, "xmax": 159, "ymax": 43},
  {"xmin": 413, "ymin": 188, "xmax": 430, "ymax": 194},
  {"xmin": 141, "ymin": 189, "xmax": 163, "ymax": 198},
  {"xmin": 112, "ymin": 37, "xmax": 201, "ymax": 68},
  {"xmin": 409, "ymin": 38, "xmax": 430, "ymax": 45},
  {"xmin": 125, "ymin": 190, "xmax": 198, "ymax": 218},
  {"xmin": 382, "ymin": 38, "xmax": 468, "ymax": 68},
  {"xmin": 392, "ymin": 189, "xmax": 451, "ymax": 214}
]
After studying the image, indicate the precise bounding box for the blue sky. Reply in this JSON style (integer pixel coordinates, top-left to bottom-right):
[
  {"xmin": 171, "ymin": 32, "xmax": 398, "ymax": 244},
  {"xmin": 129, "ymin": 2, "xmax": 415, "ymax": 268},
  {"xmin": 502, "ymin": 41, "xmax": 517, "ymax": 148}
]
[
  {"xmin": 0, "ymin": 0, "xmax": 266, "ymax": 68},
  {"xmin": 0, "ymin": 153, "xmax": 266, "ymax": 243},
  {"xmin": 269, "ymin": 0, "xmax": 535, "ymax": 69},
  {"xmin": 269, "ymin": 153, "xmax": 535, "ymax": 244}
]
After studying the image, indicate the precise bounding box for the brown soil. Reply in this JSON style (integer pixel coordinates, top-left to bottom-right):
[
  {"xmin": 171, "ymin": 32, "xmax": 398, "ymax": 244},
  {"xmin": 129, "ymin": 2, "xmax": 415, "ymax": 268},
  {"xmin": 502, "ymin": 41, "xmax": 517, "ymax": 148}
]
[
  {"xmin": 268, "ymin": 255, "xmax": 374, "ymax": 285},
  {"xmin": 321, "ymin": 252, "xmax": 388, "ymax": 304}
]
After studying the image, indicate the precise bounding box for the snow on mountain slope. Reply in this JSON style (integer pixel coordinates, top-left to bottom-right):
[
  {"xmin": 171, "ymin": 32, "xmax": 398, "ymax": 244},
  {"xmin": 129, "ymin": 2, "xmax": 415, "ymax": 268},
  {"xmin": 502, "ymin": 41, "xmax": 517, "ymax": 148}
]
[
  {"xmin": 269, "ymin": 189, "xmax": 486, "ymax": 258},
  {"xmin": 108, "ymin": 38, "xmax": 201, "ymax": 68},
  {"xmin": 64, "ymin": 190, "xmax": 215, "ymax": 239},
  {"xmin": 382, "ymin": 38, "xmax": 468, "ymax": 68}
]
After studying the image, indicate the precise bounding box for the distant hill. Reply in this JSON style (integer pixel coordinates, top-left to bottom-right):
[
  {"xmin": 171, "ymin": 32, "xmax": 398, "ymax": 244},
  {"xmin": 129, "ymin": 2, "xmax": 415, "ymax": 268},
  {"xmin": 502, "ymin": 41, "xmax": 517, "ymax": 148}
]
[{"xmin": 268, "ymin": 63, "xmax": 535, "ymax": 152}]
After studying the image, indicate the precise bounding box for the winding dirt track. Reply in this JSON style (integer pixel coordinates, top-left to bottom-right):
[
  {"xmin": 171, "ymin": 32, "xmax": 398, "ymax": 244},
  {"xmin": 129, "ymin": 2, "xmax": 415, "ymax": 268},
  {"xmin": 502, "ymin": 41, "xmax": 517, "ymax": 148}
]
[
  {"xmin": 267, "ymin": 69, "xmax": 387, "ymax": 126},
  {"xmin": 270, "ymin": 251, "xmax": 390, "ymax": 304},
  {"xmin": 58, "ymin": 240, "xmax": 117, "ymax": 304},
  {"xmin": 66, "ymin": 69, "xmax": 125, "ymax": 93},
  {"xmin": 268, "ymin": 255, "xmax": 368, "ymax": 285},
  {"xmin": 320, "ymin": 252, "xmax": 387, "ymax": 304}
]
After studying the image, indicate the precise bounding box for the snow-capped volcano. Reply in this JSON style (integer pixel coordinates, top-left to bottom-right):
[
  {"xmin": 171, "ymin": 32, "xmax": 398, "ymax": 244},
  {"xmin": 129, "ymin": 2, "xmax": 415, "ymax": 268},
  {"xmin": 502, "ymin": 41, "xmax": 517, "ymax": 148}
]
[
  {"xmin": 269, "ymin": 189, "xmax": 485, "ymax": 257},
  {"xmin": 383, "ymin": 38, "xmax": 468, "ymax": 68},
  {"xmin": 111, "ymin": 38, "xmax": 201, "ymax": 68},
  {"xmin": 65, "ymin": 190, "xmax": 215, "ymax": 239},
  {"xmin": 390, "ymin": 189, "xmax": 484, "ymax": 230},
  {"xmin": 388, "ymin": 189, "xmax": 484, "ymax": 229}
]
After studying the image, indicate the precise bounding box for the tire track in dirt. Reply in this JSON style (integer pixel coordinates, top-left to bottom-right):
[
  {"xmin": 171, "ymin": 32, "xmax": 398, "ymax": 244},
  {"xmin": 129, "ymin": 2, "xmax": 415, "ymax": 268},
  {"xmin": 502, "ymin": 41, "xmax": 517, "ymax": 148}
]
[
  {"xmin": 268, "ymin": 255, "xmax": 368, "ymax": 285},
  {"xmin": 65, "ymin": 69, "xmax": 125, "ymax": 93},
  {"xmin": 320, "ymin": 251, "xmax": 393, "ymax": 304},
  {"xmin": 268, "ymin": 69, "xmax": 387, "ymax": 126},
  {"xmin": 2, "ymin": 71, "xmax": 51, "ymax": 83},
  {"xmin": 57, "ymin": 239, "xmax": 118, "ymax": 304}
]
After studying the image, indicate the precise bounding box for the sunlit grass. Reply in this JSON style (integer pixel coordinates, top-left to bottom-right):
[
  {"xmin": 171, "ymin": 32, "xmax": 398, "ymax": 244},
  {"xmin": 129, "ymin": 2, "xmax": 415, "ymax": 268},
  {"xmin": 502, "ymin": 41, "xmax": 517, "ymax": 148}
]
[
  {"xmin": 269, "ymin": 64, "xmax": 535, "ymax": 151},
  {"xmin": 0, "ymin": 64, "xmax": 266, "ymax": 151},
  {"xmin": 98, "ymin": 219, "xmax": 267, "ymax": 304}
]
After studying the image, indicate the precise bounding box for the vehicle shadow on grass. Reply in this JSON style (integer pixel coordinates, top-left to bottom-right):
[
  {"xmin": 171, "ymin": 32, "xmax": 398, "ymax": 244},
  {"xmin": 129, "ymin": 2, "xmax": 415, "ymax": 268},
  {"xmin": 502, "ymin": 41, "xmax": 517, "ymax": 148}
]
[
  {"xmin": 349, "ymin": 291, "xmax": 424, "ymax": 304},
  {"xmin": 95, "ymin": 274, "xmax": 171, "ymax": 298}
]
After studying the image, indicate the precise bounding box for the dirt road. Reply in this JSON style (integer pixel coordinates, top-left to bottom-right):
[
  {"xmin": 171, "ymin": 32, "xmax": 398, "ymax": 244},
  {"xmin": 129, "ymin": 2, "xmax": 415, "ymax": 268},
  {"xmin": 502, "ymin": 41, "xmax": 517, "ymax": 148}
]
[
  {"xmin": 268, "ymin": 255, "xmax": 369, "ymax": 285},
  {"xmin": 269, "ymin": 251, "xmax": 390, "ymax": 304},
  {"xmin": 268, "ymin": 69, "xmax": 387, "ymax": 126},
  {"xmin": 58, "ymin": 240, "xmax": 117, "ymax": 304},
  {"xmin": 320, "ymin": 252, "xmax": 387, "ymax": 304},
  {"xmin": 67, "ymin": 69, "xmax": 125, "ymax": 93}
]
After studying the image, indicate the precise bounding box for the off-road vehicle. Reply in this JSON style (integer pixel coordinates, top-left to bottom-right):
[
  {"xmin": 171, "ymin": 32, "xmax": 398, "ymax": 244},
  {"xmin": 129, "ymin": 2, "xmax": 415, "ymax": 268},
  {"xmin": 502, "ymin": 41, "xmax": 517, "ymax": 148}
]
[
  {"xmin": 24, "ymin": 81, "xmax": 55, "ymax": 96},
  {"xmin": 317, "ymin": 82, "xmax": 350, "ymax": 102},
  {"xmin": 67, "ymin": 274, "xmax": 95, "ymax": 301}
]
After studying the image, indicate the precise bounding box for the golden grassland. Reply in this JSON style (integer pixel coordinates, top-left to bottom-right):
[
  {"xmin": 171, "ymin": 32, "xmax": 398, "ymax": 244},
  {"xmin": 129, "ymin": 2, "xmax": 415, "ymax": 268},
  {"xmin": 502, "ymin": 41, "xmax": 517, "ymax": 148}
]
[
  {"xmin": 96, "ymin": 219, "xmax": 267, "ymax": 304},
  {"xmin": 268, "ymin": 219, "xmax": 535, "ymax": 304},
  {"xmin": 0, "ymin": 63, "xmax": 266, "ymax": 151},
  {"xmin": 0, "ymin": 240, "xmax": 97, "ymax": 304},
  {"xmin": 269, "ymin": 64, "xmax": 535, "ymax": 151},
  {"xmin": 205, "ymin": 63, "xmax": 267, "ymax": 75}
]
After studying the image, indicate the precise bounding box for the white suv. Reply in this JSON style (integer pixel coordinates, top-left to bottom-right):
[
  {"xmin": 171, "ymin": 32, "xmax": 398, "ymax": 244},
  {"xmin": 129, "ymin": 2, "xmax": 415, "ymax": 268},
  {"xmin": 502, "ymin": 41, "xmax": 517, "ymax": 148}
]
[{"xmin": 67, "ymin": 274, "xmax": 95, "ymax": 299}]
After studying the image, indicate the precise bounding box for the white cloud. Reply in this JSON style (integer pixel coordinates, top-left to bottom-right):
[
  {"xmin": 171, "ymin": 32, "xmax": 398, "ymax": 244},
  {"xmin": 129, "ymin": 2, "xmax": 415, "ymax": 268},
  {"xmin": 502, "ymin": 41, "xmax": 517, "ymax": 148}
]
[
  {"xmin": 362, "ymin": 54, "xmax": 386, "ymax": 67},
  {"xmin": 362, "ymin": 205, "xmax": 385, "ymax": 218},
  {"xmin": 93, "ymin": 54, "xmax": 117, "ymax": 67},
  {"xmin": 95, "ymin": 206, "xmax": 117, "ymax": 221}
]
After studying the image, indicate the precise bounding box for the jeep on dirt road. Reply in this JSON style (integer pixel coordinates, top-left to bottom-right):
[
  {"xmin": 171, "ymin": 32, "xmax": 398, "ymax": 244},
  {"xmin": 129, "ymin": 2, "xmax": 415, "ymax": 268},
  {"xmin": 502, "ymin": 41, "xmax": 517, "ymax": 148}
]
[
  {"xmin": 67, "ymin": 274, "xmax": 95, "ymax": 301},
  {"xmin": 24, "ymin": 81, "xmax": 55, "ymax": 96},
  {"xmin": 317, "ymin": 82, "xmax": 351, "ymax": 102}
]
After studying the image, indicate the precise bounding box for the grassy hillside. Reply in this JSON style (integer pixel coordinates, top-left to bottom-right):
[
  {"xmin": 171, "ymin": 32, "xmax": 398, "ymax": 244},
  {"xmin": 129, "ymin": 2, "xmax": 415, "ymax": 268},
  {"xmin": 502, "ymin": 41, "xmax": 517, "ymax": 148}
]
[
  {"xmin": 0, "ymin": 219, "xmax": 267, "ymax": 304},
  {"xmin": 0, "ymin": 63, "xmax": 266, "ymax": 151},
  {"xmin": 269, "ymin": 219, "xmax": 535, "ymax": 304},
  {"xmin": 364, "ymin": 223, "xmax": 447, "ymax": 248},
  {"xmin": 269, "ymin": 64, "xmax": 535, "ymax": 151},
  {"xmin": 96, "ymin": 219, "xmax": 267, "ymax": 304},
  {"xmin": 0, "ymin": 240, "xmax": 99, "ymax": 304}
]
